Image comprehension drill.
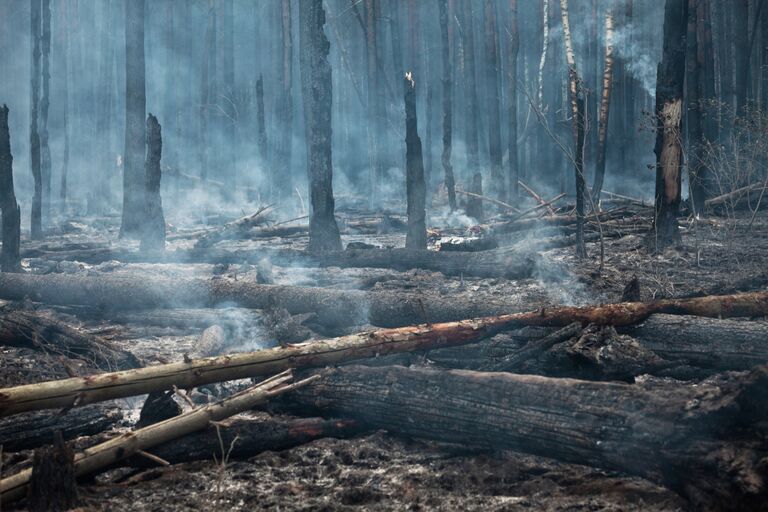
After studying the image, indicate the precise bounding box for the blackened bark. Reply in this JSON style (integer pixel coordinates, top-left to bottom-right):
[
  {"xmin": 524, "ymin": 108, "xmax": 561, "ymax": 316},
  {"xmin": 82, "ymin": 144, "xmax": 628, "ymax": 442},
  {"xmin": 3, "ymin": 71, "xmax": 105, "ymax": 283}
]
[
  {"xmin": 734, "ymin": 0, "xmax": 749, "ymax": 115},
  {"xmin": 28, "ymin": 432, "xmax": 79, "ymax": 512},
  {"xmin": 507, "ymin": 0, "xmax": 519, "ymax": 199},
  {"xmin": 120, "ymin": 0, "xmax": 146, "ymax": 238},
  {"xmin": 256, "ymin": 75, "xmax": 267, "ymax": 164},
  {"xmin": 484, "ymin": 0, "xmax": 505, "ymax": 201},
  {"xmin": 59, "ymin": 0, "xmax": 70, "ymax": 208},
  {"xmin": 592, "ymin": 9, "xmax": 615, "ymax": 201},
  {"xmin": 140, "ymin": 114, "xmax": 165, "ymax": 253},
  {"xmin": 364, "ymin": 0, "xmax": 383, "ymax": 204},
  {"xmin": 461, "ymin": 0, "xmax": 480, "ymax": 178},
  {"xmin": 30, "ymin": 0, "xmax": 42, "ymax": 240},
  {"xmin": 404, "ymin": 74, "xmax": 427, "ymax": 249},
  {"xmin": 466, "ymin": 172, "xmax": 484, "ymax": 222},
  {"xmin": 687, "ymin": 0, "xmax": 706, "ymax": 213},
  {"xmin": 0, "ymin": 105, "xmax": 21, "ymax": 273},
  {"xmin": 560, "ymin": 0, "xmax": 587, "ymax": 258},
  {"xmin": 300, "ymin": 0, "xmax": 342, "ymax": 252},
  {"xmin": 40, "ymin": 0, "xmax": 51, "ymax": 223},
  {"xmin": 438, "ymin": 0, "xmax": 457, "ymax": 211},
  {"xmin": 648, "ymin": 0, "xmax": 687, "ymax": 251},
  {"xmin": 276, "ymin": 0, "xmax": 293, "ymax": 200}
]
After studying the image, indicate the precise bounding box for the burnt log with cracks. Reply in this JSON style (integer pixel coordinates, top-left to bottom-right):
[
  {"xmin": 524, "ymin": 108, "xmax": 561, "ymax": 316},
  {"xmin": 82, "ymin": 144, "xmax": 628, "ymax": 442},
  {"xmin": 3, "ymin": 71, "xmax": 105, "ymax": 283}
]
[{"xmin": 291, "ymin": 364, "xmax": 768, "ymax": 510}]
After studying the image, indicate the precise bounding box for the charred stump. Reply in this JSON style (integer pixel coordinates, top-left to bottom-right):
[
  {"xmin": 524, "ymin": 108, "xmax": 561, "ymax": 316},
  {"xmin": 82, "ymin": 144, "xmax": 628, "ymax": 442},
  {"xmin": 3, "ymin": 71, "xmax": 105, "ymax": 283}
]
[
  {"xmin": 0, "ymin": 105, "xmax": 21, "ymax": 272},
  {"xmin": 27, "ymin": 432, "xmax": 79, "ymax": 512},
  {"xmin": 300, "ymin": 0, "xmax": 342, "ymax": 252},
  {"xmin": 140, "ymin": 113, "xmax": 165, "ymax": 253},
  {"xmin": 404, "ymin": 73, "xmax": 427, "ymax": 250}
]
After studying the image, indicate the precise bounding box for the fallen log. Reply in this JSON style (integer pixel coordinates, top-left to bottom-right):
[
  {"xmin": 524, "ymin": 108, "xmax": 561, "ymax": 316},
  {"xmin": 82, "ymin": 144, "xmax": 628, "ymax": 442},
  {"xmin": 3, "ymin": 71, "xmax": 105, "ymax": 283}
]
[
  {"xmin": 291, "ymin": 364, "xmax": 768, "ymax": 510},
  {"xmin": 0, "ymin": 370, "xmax": 315, "ymax": 504},
  {"xmin": 135, "ymin": 414, "xmax": 361, "ymax": 466},
  {"xmin": 0, "ymin": 404, "xmax": 122, "ymax": 452},
  {"xmin": 0, "ymin": 308, "xmax": 140, "ymax": 370},
  {"xmin": 18, "ymin": 246, "xmax": 540, "ymax": 280},
  {"xmin": 0, "ymin": 291, "xmax": 765, "ymax": 417},
  {"xmin": 0, "ymin": 272, "xmax": 536, "ymax": 328},
  {"xmin": 705, "ymin": 181, "xmax": 765, "ymax": 208},
  {"xmin": 194, "ymin": 206, "xmax": 273, "ymax": 248}
]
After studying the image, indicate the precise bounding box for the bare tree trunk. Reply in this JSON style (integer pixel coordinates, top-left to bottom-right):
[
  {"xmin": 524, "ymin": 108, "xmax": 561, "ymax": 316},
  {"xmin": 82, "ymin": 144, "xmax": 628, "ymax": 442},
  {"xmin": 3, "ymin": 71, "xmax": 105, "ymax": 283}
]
[
  {"xmin": 221, "ymin": 0, "xmax": 236, "ymax": 194},
  {"xmin": 734, "ymin": 0, "xmax": 750, "ymax": 115},
  {"xmin": 40, "ymin": 0, "xmax": 51, "ymax": 225},
  {"xmin": 592, "ymin": 9, "xmax": 615, "ymax": 201},
  {"xmin": 0, "ymin": 105, "xmax": 21, "ymax": 273},
  {"xmin": 120, "ymin": 0, "xmax": 146, "ymax": 238},
  {"xmin": 94, "ymin": 0, "xmax": 115, "ymax": 215},
  {"xmin": 200, "ymin": 0, "xmax": 216, "ymax": 183},
  {"xmin": 438, "ymin": 0, "xmax": 457, "ymax": 210},
  {"xmin": 647, "ymin": 0, "xmax": 687, "ymax": 251},
  {"xmin": 365, "ymin": 0, "xmax": 383, "ymax": 205},
  {"xmin": 507, "ymin": 0, "xmax": 519, "ymax": 199},
  {"xmin": 405, "ymin": 74, "xmax": 427, "ymax": 249},
  {"xmin": 461, "ymin": 0, "xmax": 480, "ymax": 183},
  {"xmin": 59, "ymin": 0, "xmax": 69, "ymax": 210},
  {"xmin": 140, "ymin": 114, "xmax": 165, "ymax": 253},
  {"xmin": 560, "ymin": 0, "xmax": 587, "ymax": 258},
  {"xmin": 687, "ymin": 0, "xmax": 706, "ymax": 213},
  {"xmin": 300, "ymin": 0, "xmax": 342, "ymax": 252},
  {"xmin": 256, "ymin": 75, "xmax": 267, "ymax": 165},
  {"xmin": 30, "ymin": 0, "xmax": 42, "ymax": 240},
  {"xmin": 276, "ymin": 0, "xmax": 293, "ymax": 200},
  {"xmin": 484, "ymin": 0, "xmax": 505, "ymax": 201}
]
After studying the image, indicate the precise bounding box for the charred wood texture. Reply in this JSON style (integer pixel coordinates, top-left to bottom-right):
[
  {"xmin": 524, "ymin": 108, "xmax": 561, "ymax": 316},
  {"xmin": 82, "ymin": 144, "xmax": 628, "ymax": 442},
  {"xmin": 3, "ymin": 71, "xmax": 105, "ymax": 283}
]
[
  {"xmin": 28, "ymin": 432, "xmax": 79, "ymax": 512},
  {"xmin": 1, "ymin": 291, "xmax": 766, "ymax": 417},
  {"xmin": 437, "ymin": 0, "xmax": 456, "ymax": 210},
  {"xmin": 140, "ymin": 415, "xmax": 361, "ymax": 466},
  {"xmin": 507, "ymin": 0, "xmax": 519, "ymax": 199},
  {"xmin": 30, "ymin": 0, "xmax": 42, "ymax": 240},
  {"xmin": 300, "ymin": 0, "xmax": 342, "ymax": 252},
  {"xmin": 296, "ymin": 365, "xmax": 768, "ymax": 510},
  {"xmin": 120, "ymin": 0, "xmax": 146, "ymax": 238},
  {"xmin": 39, "ymin": 0, "xmax": 51, "ymax": 223},
  {"xmin": 0, "ymin": 105, "xmax": 21, "ymax": 272},
  {"xmin": 0, "ymin": 404, "xmax": 121, "ymax": 452},
  {"xmin": 404, "ymin": 73, "xmax": 427, "ymax": 249},
  {"xmin": 484, "ymin": 0, "xmax": 505, "ymax": 201},
  {"xmin": 648, "ymin": 0, "xmax": 687, "ymax": 250},
  {"xmin": 140, "ymin": 114, "xmax": 165, "ymax": 252}
]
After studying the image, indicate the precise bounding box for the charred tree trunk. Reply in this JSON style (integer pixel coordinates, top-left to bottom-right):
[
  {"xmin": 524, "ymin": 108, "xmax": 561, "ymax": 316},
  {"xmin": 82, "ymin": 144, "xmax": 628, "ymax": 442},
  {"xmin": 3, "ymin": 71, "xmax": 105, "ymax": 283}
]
[
  {"xmin": 592, "ymin": 9, "xmax": 615, "ymax": 201},
  {"xmin": 461, "ymin": 0, "xmax": 481, "ymax": 185},
  {"xmin": 404, "ymin": 74, "xmax": 427, "ymax": 249},
  {"xmin": 365, "ymin": 0, "xmax": 383, "ymax": 205},
  {"xmin": 256, "ymin": 75, "xmax": 267, "ymax": 165},
  {"xmin": 734, "ymin": 0, "xmax": 749, "ymax": 116},
  {"xmin": 648, "ymin": 0, "xmax": 687, "ymax": 251},
  {"xmin": 140, "ymin": 114, "xmax": 165, "ymax": 253},
  {"xmin": 39, "ymin": 0, "xmax": 51, "ymax": 224},
  {"xmin": 438, "ymin": 0, "xmax": 457, "ymax": 211},
  {"xmin": 0, "ymin": 105, "xmax": 21, "ymax": 273},
  {"xmin": 30, "ymin": 0, "xmax": 42, "ymax": 240},
  {"xmin": 293, "ymin": 365, "xmax": 768, "ymax": 509},
  {"xmin": 221, "ymin": 0, "xmax": 236, "ymax": 192},
  {"xmin": 484, "ymin": 0, "xmax": 505, "ymax": 201},
  {"xmin": 560, "ymin": 0, "xmax": 587, "ymax": 258},
  {"xmin": 59, "ymin": 0, "xmax": 70, "ymax": 209},
  {"xmin": 27, "ymin": 432, "xmax": 79, "ymax": 512},
  {"xmin": 507, "ymin": 0, "xmax": 519, "ymax": 200},
  {"xmin": 687, "ymin": 0, "xmax": 706, "ymax": 213},
  {"xmin": 200, "ymin": 1, "xmax": 216, "ymax": 182},
  {"xmin": 276, "ymin": 0, "xmax": 293, "ymax": 200},
  {"xmin": 120, "ymin": 0, "xmax": 146, "ymax": 238},
  {"xmin": 300, "ymin": 0, "xmax": 342, "ymax": 252}
]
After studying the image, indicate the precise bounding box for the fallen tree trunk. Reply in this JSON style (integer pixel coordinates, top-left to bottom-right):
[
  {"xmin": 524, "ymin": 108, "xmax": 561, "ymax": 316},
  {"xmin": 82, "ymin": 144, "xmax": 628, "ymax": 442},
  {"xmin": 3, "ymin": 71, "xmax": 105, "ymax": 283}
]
[
  {"xmin": 0, "ymin": 291, "xmax": 765, "ymax": 417},
  {"xmin": 0, "ymin": 272, "xmax": 536, "ymax": 328},
  {"xmin": 291, "ymin": 364, "xmax": 768, "ymax": 510},
  {"xmin": 0, "ymin": 404, "xmax": 122, "ymax": 452},
  {"xmin": 0, "ymin": 370, "xmax": 314, "ymax": 504},
  {"xmin": 0, "ymin": 308, "xmax": 140, "ymax": 370},
  {"xmin": 19, "ymin": 246, "xmax": 539, "ymax": 280},
  {"xmin": 194, "ymin": 206, "xmax": 273, "ymax": 248},
  {"xmin": 136, "ymin": 414, "xmax": 361, "ymax": 466}
]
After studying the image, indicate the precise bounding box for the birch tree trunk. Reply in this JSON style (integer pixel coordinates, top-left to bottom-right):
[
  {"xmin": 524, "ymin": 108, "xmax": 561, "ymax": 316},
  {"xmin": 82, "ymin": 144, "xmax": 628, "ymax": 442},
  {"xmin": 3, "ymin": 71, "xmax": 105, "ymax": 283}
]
[{"xmin": 592, "ymin": 9, "xmax": 615, "ymax": 201}]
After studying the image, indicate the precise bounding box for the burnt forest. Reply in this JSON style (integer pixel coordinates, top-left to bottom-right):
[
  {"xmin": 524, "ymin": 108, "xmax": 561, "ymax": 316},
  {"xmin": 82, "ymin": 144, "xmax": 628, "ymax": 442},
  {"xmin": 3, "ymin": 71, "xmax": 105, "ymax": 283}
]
[{"xmin": 1, "ymin": 0, "xmax": 768, "ymax": 510}]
